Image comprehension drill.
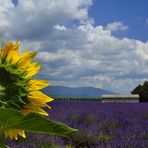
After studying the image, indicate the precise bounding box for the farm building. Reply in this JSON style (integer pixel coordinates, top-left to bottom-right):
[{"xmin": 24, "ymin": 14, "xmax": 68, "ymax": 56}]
[{"xmin": 101, "ymin": 94, "xmax": 139, "ymax": 102}]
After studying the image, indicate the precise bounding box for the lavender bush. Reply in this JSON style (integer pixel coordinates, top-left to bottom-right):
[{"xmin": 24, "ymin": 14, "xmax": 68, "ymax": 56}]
[{"xmin": 2, "ymin": 100, "xmax": 148, "ymax": 147}]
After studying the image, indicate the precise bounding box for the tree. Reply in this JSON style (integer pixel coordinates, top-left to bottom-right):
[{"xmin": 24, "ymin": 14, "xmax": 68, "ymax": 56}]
[{"xmin": 131, "ymin": 81, "xmax": 148, "ymax": 102}]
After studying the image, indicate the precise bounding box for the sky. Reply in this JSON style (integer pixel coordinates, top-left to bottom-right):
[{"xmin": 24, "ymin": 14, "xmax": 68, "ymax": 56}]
[{"xmin": 0, "ymin": 0, "xmax": 148, "ymax": 94}]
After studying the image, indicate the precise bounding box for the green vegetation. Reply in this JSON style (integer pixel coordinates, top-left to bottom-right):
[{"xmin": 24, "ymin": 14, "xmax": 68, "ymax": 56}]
[{"xmin": 131, "ymin": 81, "xmax": 148, "ymax": 102}]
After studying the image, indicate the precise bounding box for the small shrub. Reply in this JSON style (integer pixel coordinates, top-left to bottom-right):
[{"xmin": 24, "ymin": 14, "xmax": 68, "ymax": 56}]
[
  {"xmin": 83, "ymin": 115, "xmax": 97, "ymax": 125},
  {"xmin": 142, "ymin": 113, "xmax": 148, "ymax": 120},
  {"xmin": 143, "ymin": 133, "xmax": 148, "ymax": 140},
  {"xmin": 97, "ymin": 133, "xmax": 113, "ymax": 143},
  {"xmin": 63, "ymin": 131, "xmax": 100, "ymax": 148},
  {"xmin": 70, "ymin": 115, "xmax": 80, "ymax": 124},
  {"xmin": 98, "ymin": 120, "xmax": 122, "ymax": 134}
]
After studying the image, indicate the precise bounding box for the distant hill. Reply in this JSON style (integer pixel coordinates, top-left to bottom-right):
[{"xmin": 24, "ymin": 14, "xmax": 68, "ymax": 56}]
[{"xmin": 41, "ymin": 86, "xmax": 116, "ymax": 98}]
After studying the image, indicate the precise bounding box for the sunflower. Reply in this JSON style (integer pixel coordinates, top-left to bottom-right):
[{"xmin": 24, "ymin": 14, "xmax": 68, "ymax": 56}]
[{"xmin": 0, "ymin": 40, "xmax": 53, "ymax": 140}]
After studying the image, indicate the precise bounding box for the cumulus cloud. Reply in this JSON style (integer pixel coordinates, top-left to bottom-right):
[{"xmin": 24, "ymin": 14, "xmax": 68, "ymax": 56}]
[
  {"xmin": 0, "ymin": 0, "xmax": 148, "ymax": 93},
  {"xmin": 0, "ymin": 0, "xmax": 92, "ymax": 40},
  {"xmin": 34, "ymin": 24, "xmax": 148, "ymax": 93},
  {"xmin": 105, "ymin": 21, "xmax": 128, "ymax": 32},
  {"xmin": 53, "ymin": 25, "xmax": 67, "ymax": 31}
]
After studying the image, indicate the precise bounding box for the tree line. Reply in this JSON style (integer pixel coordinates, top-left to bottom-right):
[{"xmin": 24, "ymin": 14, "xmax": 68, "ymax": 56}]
[{"xmin": 131, "ymin": 81, "xmax": 148, "ymax": 102}]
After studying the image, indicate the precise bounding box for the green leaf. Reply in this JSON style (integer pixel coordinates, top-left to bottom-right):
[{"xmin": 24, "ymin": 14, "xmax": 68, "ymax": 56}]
[{"xmin": 0, "ymin": 108, "xmax": 78, "ymax": 137}]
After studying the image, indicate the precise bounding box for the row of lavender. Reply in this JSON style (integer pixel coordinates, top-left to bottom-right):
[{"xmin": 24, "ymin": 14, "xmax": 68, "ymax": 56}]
[{"xmin": 3, "ymin": 100, "xmax": 148, "ymax": 147}]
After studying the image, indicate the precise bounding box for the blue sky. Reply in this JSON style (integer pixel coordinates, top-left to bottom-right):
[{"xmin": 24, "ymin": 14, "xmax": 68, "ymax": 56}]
[
  {"xmin": 1, "ymin": 0, "xmax": 148, "ymax": 93},
  {"xmin": 90, "ymin": 0, "xmax": 148, "ymax": 41}
]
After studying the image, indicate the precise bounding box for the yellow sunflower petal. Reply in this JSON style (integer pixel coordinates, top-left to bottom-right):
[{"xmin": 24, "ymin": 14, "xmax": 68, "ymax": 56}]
[
  {"xmin": 46, "ymin": 104, "xmax": 52, "ymax": 109},
  {"xmin": 9, "ymin": 130, "xmax": 18, "ymax": 140},
  {"xmin": 17, "ymin": 51, "xmax": 37, "ymax": 68},
  {"xmin": 22, "ymin": 103, "xmax": 49, "ymax": 116},
  {"xmin": 4, "ymin": 129, "xmax": 26, "ymax": 140},
  {"xmin": 25, "ymin": 61, "xmax": 39, "ymax": 70},
  {"xmin": 18, "ymin": 49, "xmax": 30, "ymax": 59},
  {"xmin": 18, "ymin": 130, "xmax": 26, "ymax": 138},
  {"xmin": 25, "ymin": 63, "xmax": 40, "ymax": 78},
  {"xmin": 7, "ymin": 41, "xmax": 19, "ymax": 63},
  {"xmin": 28, "ymin": 79, "xmax": 49, "ymax": 91},
  {"xmin": 30, "ymin": 102, "xmax": 51, "ymax": 109},
  {"xmin": 27, "ymin": 91, "xmax": 53, "ymax": 112},
  {"xmin": 28, "ymin": 91, "xmax": 53, "ymax": 104},
  {"xmin": 2, "ymin": 41, "xmax": 13, "ymax": 59}
]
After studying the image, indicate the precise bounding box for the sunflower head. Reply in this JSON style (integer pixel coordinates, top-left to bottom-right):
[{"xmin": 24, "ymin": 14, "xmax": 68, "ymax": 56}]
[
  {"xmin": 0, "ymin": 40, "xmax": 53, "ymax": 115},
  {"xmin": 0, "ymin": 40, "xmax": 53, "ymax": 139}
]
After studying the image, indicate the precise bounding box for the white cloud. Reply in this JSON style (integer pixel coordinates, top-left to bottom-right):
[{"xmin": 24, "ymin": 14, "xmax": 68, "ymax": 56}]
[
  {"xmin": 53, "ymin": 25, "xmax": 66, "ymax": 31},
  {"xmin": 105, "ymin": 21, "xmax": 128, "ymax": 32},
  {"xmin": 33, "ymin": 23, "xmax": 148, "ymax": 93},
  {"xmin": 0, "ymin": 0, "xmax": 92, "ymax": 40}
]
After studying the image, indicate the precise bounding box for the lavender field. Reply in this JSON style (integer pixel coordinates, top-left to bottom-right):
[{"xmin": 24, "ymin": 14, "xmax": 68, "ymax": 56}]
[{"xmin": 2, "ymin": 100, "xmax": 148, "ymax": 148}]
